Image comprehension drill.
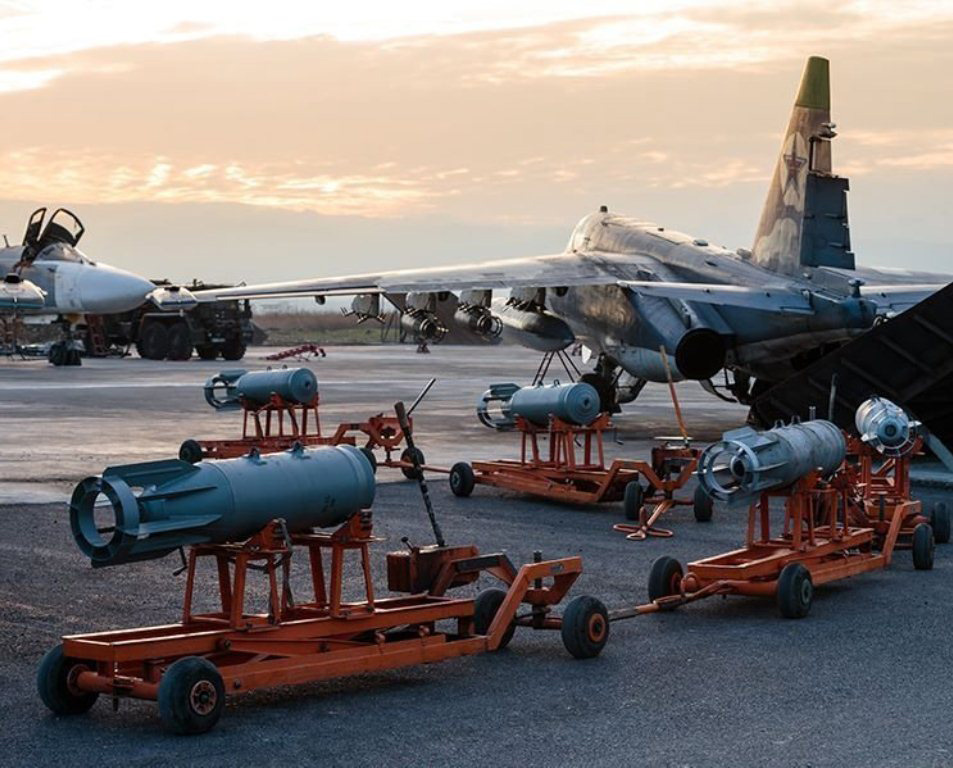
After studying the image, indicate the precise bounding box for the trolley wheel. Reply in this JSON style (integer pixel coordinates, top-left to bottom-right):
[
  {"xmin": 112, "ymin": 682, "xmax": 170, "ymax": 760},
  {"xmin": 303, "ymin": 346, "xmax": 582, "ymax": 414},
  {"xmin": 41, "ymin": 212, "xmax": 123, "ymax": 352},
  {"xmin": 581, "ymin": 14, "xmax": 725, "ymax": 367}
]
[
  {"xmin": 473, "ymin": 588, "xmax": 516, "ymax": 649},
  {"xmin": 178, "ymin": 439, "xmax": 205, "ymax": 464},
  {"xmin": 400, "ymin": 447, "xmax": 425, "ymax": 480},
  {"xmin": 158, "ymin": 656, "xmax": 225, "ymax": 735},
  {"xmin": 449, "ymin": 462, "xmax": 475, "ymax": 497},
  {"xmin": 912, "ymin": 523, "xmax": 935, "ymax": 571},
  {"xmin": 776, "ymin": 563, "xmax": 813, "ymax": 619},
  {"xmin": 195, "ymin": 344, "xmax": 219, "ymax": 361},
  {"xmin": 693, "ymin": 484, "xmax": 714, "ymax": 523},
  {"xmin": 930, "ymin": 502, "xmax": 950, "ymax": 544},
  {"xmin": 623, "ymin": 481, "xmax": 644, "ymax": 521},
  {"xmin": 561, "ymin": 595, "xmax": 610, "ymax": 659},
  {"xmin": 647, "ymin": 555, "xmax": 683, "ymax": 606},
  {"xmin": 359, "ymin": 447, "xmax": 378, "ymax": 475},
  {"xmin": 37, "ymin": 644, "xmax": 99, "ymax": 716}
]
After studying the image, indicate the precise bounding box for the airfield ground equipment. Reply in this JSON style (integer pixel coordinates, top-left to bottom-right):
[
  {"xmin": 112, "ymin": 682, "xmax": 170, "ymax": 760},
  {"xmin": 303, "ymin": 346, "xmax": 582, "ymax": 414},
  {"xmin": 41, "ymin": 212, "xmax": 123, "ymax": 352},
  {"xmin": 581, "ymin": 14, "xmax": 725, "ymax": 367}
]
[
  {"xmin": 845, "ymin": 397, "xmax": 950, "ymax": 548},
  {"xmin": 177, "ymin": 368, "xmax": 427, "ymax": 477},
  {"xmin": 609, "ymin": 407, "xmax": 938, "ymax": 624},
  {"xmin": 40, "ymin": 409, "xmax": 608, "ymax": 735},
  {"xmin": 264, "ymin": 343, "xmax": 327, "ymax": 362},
  {"xmin": 447, "ymin": 381, "xmax": 704, "ymax": 530},
  {"xmin": 85, "ymin": 279, "xmax": 255, "ymax": 361}
]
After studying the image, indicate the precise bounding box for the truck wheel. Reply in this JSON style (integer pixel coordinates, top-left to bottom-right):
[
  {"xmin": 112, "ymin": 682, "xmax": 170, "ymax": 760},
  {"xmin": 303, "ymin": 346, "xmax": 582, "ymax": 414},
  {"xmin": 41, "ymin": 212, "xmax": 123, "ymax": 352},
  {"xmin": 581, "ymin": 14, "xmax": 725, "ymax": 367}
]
[
  {"xmin": 647, "ymin": 555, "xmax": 683, "ymax": 605},
  {"xmin": 777, "ymin": 563, "xmax": 813, "ymax": 618},
  {"xmin": 158, "ymin": 657, "xmax": 225, "ymax": 735},
  {"xmin": 221, "ymin": 339, "xmax": 246, "ymax": 361},
  {"xmin": 195, "ymin": 344, "xmax": 218, "ymax": 361},
  {"xmin": 623, "ymin": 481, "xmax": 644, "ymax": 521},
  {"xmin": 37, "ymin": 644, "xmax": 99, "ymax": 715},
  {"xmin": 167, "ymin": 322, "xmax": 194, "ymax": 361},
  {"xmin": 48, "ymin": 341, "xmax": 66, "ymax": 366},
  {"xmin": 560, "ymin": 595, "xmax": 609, "ymax": 659},
  {"xmin": 473, "ymin": 588, "xmax": 515, "ymax": 649},
  {"xmin": 449, "ymin": 462, "xmax": 475, "ymax": 497},
  {"xmin": 138, "ymin": 321, "xmax": 170, "ymax": 360},
  {"xmin": 912, "ymin": 523, "xmax": 935, "ymax": 571},
  {"xmin": 930, "ymin": 502, "xmax": 950, "ymax": 544},
  {"xmin": 693, "ymin": 484, "xmax": 714, "ymax": 522}
]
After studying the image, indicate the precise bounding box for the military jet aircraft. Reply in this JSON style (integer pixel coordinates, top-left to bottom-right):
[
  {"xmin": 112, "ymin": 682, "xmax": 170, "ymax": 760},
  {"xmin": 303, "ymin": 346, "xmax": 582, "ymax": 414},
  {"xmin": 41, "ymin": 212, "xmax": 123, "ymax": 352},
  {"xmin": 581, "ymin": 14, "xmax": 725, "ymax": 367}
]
[
  {"xmin": 196, "ymin": 57, "xmax": 950, "ymax": 408},
  {"xmin": 0, "ymin": 208, "xmax": 182, "ymax": 365}
]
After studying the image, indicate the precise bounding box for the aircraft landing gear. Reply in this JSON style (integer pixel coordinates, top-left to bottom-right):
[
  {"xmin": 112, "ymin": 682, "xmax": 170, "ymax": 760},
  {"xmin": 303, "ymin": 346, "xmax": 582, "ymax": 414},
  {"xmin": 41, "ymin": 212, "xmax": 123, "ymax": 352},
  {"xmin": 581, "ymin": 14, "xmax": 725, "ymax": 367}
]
[
  {"xmin": 532, "ymin": 351, "xmax": 645, "ymax": 413},
  {"xmin": 48, "ymin": 319, "xmax": 82, "ymax": 366}
]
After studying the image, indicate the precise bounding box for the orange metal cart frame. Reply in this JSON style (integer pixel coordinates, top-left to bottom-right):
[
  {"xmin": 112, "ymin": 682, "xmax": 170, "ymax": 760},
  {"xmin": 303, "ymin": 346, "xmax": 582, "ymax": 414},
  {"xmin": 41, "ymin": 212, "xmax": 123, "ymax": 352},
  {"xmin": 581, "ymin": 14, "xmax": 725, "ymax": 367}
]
[{"xmin": 61, "ymin": 515, "xmax": 582, "ymax": 707}]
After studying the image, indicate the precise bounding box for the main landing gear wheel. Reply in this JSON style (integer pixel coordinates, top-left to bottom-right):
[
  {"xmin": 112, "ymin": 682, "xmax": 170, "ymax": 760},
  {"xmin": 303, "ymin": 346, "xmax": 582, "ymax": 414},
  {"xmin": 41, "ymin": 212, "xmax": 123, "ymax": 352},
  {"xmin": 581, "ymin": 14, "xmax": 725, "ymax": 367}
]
[
  {"xmin": 578, "ymin": 372, "xmax": 614, "ymax": 414},
  {"xmin": 912, "ymin": 523, "xmax": 935, "ymax": 571},
  {"xmin": 37, "ymin": 644, "xmax": 99, "ymax": 716},
  {"xmin": 647, "ymin": 555, "xmax": 683, "ymax": 607},
  {"xmin": 400, "ymin": 447, "xmax": 425, "ymax": 480},
  {"xmin": 623, "ymin": 481, "xmax": 644, "ymax": 521},
  {"xmin": 449, "ymin": 462, "xmax": 475, "ymax": 497},
  {"xmin": 473, "ymin": 588, "xmax": 516, "ymax": 650},
  {"xmin": 560, "ymin": 595, "xmax": 609, "ymax": 659},
  {"xmin": 693, "ymin": 485, "xmax": 714, "ymax": 523},
  {"xmin": 930, "ymin": 502, "xmax": 950, "ymax": 544},
  {"xmin": 158, "ymin": 656, "xmax": 225, "ymax": 735},
  {"xmin": 776, "ymin": 563, "xmax": 813, "ymax": 619}
]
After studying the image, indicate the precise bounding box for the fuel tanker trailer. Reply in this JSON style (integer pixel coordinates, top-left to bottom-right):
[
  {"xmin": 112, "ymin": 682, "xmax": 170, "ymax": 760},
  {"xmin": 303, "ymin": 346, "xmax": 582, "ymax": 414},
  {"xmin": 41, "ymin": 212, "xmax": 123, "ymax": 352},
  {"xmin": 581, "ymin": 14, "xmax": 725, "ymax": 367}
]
[{"xmin": 69, "ymin": 443, "xmax": 375, "ymax": 567}]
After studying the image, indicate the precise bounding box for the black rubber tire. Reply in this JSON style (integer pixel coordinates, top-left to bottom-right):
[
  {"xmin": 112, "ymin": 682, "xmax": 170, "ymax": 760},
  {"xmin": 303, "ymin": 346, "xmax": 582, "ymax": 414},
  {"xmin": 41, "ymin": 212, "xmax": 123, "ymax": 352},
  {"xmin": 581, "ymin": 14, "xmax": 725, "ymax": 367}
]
[
  {"xmin": 359, "ymin": 446, "xmax": 378, "ymax": 475},
  {"xmin": 449, "ymin": 462, "xmax": 475, "ymax": 497},
  {"xmin": 560, "ymin": 595, "xmax": 610, "ymax": 659},
  {"xmin": 48, "ymin": 342, "xmax": 67, "ymax": 366},
  {"xmin": 158, "ymin": 656, "xmax": 225, "ymax": 735},
  {"xmin": 776, "ymin": 563, "xmax": 813, "ymax": 619},
  {"xmin": 930, "ymin": 502, "xmax": 950, "ymax": 544},
  {"xmin": 647, "ymin": 555, "xmax": 684, "ymax": 605},
  {"xmin": 66, "ymin": 347, "xmax": 82, "ymax": 366},
  {"xmin": 37, "ymin": 644, "xmax": 99, "ymax": 715},
  {"xmin": 693, "ymin": 484, "xmax": 714, "ymax": 523},
  {"xmin": 179, "ymin": 439, "xmax": 205, "ymax": 464},
  {"xmin": 623, "ymin": 481, "xmax": 644, "ymax": 521},
  {"xmin": 913, "ymin": 523, "xmax": 935, "ymax": 571},
  {"xmin": 221, "ymin": 338, "xmax": 246, "ymax": 361},
  {"xmin": 195, "ymin": 344, "xmax": 219, "ymax": 361},
  {"xmin": 400, "ymin": 447, "xmax": 425, "ymax": 480},
  {"xmin": 578, "ymin": 372, "xmax": 613, "ymax": 413},
  {"xmin": 473, "ymin": 588, "xmax": 516, "ymax": 650},
  {"xmin": 167, "ymin": 322, "xmax": 194, "ymax": 361},
  {"xmin": 138, "ymin": 321, "xmax": 170, "ymax": 360}
]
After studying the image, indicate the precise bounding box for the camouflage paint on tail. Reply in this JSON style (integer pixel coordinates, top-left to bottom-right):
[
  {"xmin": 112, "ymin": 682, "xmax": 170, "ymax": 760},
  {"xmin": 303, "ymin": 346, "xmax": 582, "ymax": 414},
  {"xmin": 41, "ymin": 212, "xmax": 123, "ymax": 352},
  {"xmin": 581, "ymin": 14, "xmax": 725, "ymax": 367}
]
[{"xmin": 751, "ymin": 56, "xmax": 835, "ymax": 274}]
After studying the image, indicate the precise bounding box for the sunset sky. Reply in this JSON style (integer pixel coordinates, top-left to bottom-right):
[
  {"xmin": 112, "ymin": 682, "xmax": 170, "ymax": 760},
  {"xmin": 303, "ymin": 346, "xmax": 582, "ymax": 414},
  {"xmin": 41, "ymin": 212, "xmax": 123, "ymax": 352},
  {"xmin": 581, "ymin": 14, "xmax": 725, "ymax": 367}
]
[{"xmin": 0, "ymin": 0, "xmax": 950, "ymax": 287}]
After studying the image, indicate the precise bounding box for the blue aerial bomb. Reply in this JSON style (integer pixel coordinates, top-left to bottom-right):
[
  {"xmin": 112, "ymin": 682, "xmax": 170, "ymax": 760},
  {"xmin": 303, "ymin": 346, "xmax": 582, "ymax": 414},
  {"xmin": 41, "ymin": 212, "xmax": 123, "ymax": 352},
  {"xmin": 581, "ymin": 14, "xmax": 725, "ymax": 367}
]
[
  {"xmin": 204, "ymin": 367, "xmax": 318, "ymax": 410},
  {"xmin": 477, "ymin": 381, "xmax": 601, "ymax": 430},
  {"xmin": 70, "ymin": 444, "xmax": 375, "ymax": 567}
]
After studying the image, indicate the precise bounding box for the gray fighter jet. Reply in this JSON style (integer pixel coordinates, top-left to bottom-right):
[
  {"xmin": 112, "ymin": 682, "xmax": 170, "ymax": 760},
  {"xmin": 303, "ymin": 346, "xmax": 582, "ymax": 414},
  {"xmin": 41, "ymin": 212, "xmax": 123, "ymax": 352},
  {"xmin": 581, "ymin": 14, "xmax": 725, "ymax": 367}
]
[
  {"xmin": 197, "ymin": 57, "xmax": 950, "ymax": 407},
  {"xmin": 0, "ymin": 208, "xmax": 188, "ymax": 364}
]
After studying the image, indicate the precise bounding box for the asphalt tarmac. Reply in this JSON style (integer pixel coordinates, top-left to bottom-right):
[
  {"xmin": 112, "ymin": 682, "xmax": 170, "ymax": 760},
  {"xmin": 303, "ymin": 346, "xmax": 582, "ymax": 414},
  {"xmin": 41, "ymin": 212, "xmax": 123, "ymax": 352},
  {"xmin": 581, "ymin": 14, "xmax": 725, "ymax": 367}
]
[{"xmin": 1, "ymin": 346, "xmax": 951, "ymax": 767}]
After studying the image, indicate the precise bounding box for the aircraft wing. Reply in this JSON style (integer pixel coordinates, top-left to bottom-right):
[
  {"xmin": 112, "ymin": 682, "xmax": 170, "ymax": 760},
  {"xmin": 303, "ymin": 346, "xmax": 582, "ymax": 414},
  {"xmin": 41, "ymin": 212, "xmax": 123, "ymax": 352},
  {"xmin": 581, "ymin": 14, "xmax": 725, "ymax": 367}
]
[
  {"xmin": 618, "ymin": 280, "xmax": 816, "ymax": 314},
  {"xmin": 858, "ymin": 284, "xmax": 947, "ymax": 312},
  {"xmin": 193, "ymin": 252, "xmax": 648, "ymax": 301}
]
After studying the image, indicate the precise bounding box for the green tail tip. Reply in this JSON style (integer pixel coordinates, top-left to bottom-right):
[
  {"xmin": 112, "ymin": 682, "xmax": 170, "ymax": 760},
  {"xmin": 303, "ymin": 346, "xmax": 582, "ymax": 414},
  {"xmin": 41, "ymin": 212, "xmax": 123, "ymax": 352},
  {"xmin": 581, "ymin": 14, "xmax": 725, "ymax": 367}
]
[{"xmin": 795, "ymin": 56, "xmax": 830, "ymax": 111}]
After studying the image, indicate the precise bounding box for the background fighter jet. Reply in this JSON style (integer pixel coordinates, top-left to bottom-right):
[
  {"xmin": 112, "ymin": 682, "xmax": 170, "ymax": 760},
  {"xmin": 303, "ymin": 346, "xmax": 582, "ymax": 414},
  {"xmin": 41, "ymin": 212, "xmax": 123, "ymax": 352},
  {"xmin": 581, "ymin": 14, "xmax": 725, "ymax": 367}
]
[
  {"xmin": 0, "ymin": 208, "xmax": 182, "ymax": 365},
  {"xmin": 196, "ymin": 57, "xmax": 950, "ymax": 409}
]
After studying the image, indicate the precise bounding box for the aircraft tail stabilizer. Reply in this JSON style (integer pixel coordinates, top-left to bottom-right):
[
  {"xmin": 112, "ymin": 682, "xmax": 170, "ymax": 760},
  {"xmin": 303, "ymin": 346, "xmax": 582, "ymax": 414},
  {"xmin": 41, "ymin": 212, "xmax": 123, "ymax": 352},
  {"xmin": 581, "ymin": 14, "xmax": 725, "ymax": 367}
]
[{"xmin": 751, "ymin": 56, "xmax": 853, "ymax": 274}]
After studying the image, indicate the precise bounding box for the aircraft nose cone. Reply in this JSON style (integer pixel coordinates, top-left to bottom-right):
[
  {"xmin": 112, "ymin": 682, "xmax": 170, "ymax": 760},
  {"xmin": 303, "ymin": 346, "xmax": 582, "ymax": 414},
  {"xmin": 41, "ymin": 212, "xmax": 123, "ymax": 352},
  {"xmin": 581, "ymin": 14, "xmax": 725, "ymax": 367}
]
[{"xmin": 78, "ymin": 264, "xmax": 154, "ymax": 314}]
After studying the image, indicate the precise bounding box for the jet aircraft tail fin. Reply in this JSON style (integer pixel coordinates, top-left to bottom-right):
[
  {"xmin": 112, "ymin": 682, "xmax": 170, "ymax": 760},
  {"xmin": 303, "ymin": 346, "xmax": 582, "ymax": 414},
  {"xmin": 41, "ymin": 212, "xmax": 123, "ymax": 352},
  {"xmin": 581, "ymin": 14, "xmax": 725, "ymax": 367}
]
[{"xmin": 751, "ymin": 56, "xmax": 854, "ymax": 275}]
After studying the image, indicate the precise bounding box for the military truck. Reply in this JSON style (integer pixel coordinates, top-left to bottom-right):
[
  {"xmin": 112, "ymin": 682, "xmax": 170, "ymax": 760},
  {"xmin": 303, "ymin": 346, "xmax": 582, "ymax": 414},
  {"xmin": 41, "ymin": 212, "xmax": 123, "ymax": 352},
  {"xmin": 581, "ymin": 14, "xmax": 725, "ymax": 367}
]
[{"xmin": 86, "ymin": 280, "xmax": 258, "ymax": 361}]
